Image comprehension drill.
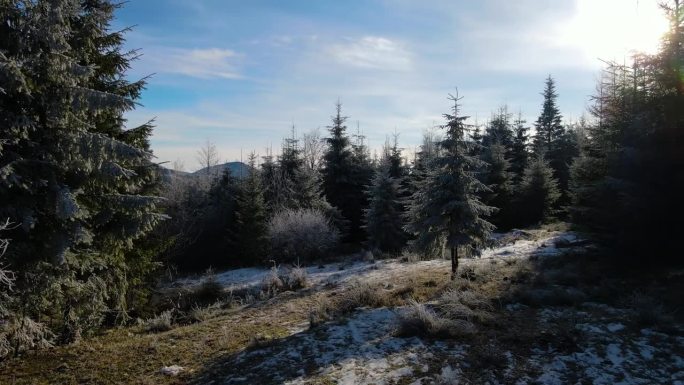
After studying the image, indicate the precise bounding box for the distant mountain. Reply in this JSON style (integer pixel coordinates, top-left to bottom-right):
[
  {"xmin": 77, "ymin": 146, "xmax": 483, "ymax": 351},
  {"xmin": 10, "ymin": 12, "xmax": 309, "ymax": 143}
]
[
  {"xmin": 193, "ymin": 162, "xmax": 251, "ymax": 179},
  {"xmin": 160, "ymin": 161, "xmax": 250, "ymax": 183}
]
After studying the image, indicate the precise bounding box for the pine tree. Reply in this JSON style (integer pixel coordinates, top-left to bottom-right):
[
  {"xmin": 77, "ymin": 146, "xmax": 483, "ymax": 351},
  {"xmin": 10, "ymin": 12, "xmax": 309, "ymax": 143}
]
[
  {"xmin": 0, "ymin": 0, "xmax": 164, "ymax": 341},
  {"xmin": 518, "ymin": 157, "xmax": 561, "ymax": 225},
  {"xmin": 233, "ymin": 153, "xmax": 267, "ymax": 264},
  {"xmin": 364, "ymin": 168, "xmax": 406, "ymax": 253},
  {"xmin": 405, "ymin": 93, "xmax": 495, "ymax": 279}
]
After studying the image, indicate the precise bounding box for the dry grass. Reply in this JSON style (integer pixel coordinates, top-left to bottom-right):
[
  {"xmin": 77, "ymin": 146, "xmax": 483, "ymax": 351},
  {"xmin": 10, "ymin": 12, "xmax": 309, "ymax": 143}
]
[
  {"xmin": 142, "ymin": 310, "xmax": 174, "ymax": 333},
  {"xmin": 397, "ymin": 299, "xmax": 476, "ymax": 338}
]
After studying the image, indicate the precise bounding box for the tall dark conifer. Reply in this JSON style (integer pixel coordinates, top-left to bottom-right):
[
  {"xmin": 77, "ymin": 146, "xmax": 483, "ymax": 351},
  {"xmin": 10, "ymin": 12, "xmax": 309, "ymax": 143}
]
[{"xmin": 0, "ymin": 0, "xmax": 164, "ymax": 341}]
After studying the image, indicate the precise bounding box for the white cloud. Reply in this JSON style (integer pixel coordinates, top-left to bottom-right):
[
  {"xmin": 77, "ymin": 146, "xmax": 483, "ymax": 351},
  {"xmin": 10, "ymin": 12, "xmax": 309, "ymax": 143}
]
[
  {"xmin": 329, "ymin": 36, "xmax": 412, "ymax": 71},
  {"xmin": 143, "ymin": 47, "xmax": 243, "ymax": 79}
]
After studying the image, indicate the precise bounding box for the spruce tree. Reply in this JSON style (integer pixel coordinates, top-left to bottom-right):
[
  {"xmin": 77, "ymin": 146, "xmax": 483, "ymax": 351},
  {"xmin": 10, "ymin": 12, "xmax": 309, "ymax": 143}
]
[
  {"xmin": 364, "ymin": 168, "xmax": 406, "ymax": 253},
  {"xmin": 405, "ymin": 93, "xmax": 495, "ymax": 279},
  {"xmin": 532, "ymin": 75, "xmax": 578, "ymax": 204},
  {"xmin": 0, "ymin": 0, "xmax": 164, "ymax": 341},
  {"xmin": 482, "ymin": 106, "xmax": 514, "ymax": 150},
  {"xmin": 233, "ymin": 153, "xmax": 267, "ymax": 264},
  {"xmin": 480, "ymin": 142, "xmax": 513, "ymax": 229},
  {"xmin": 510, "ymin": 112, "xmax": 530, "ymax": 184},
  {"xmin": 533, "ymin": 76, "xmax": 564, "ymax": 155},
  {"xmin": 322, "ymin": 102, "xmax": 366, "ymax": 241},
  {"xmin": 517, "ymin": 157, "xmax": 561, "ymax": 225},
  {"xmin": 570, "ymin": 0, "xmax": 684, "ymax": 261}
]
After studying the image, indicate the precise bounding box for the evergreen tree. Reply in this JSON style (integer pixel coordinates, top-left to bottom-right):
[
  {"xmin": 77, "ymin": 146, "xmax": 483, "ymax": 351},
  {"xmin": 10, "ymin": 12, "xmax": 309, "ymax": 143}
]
[
  {"xmin": 533, "ymin": 76, "xmax": 564, "ymax": 155},
  {"xmin": 279, "ymin": 125, "xmax": 304, "ymax": 181},
  {"xmin": 517, "ymin": 157, "xmax": 561, "ymax": 225},
  {"xmin": 364, "ymin": 168, "xmax": 406, "ymax": 253},
  {"xmin": 322, "ymin": 102, "xmax": 368, "ymax": 241},
  {"xmin": 571, "ymin": 0, "xmax": 684, "ymax": 261},
  {"xmin": 261, "ymin": 148, "xmax": 290, "ymax": 212},
  {"xmin": 383, "ymin": 134, "xmax": 407, "ymax": 180},
  {"xmin": 510, "ymin": 112, "xmax": 530, "ymax": 184},
  {"xmin": 482, "ymin": 106, "xmax": 514, "ymax": 150},
  {"xmin": 532, "ymin": 75, "xmax": 578, "ymax": 204},
  {"xmin": 405, "ymin": 93, "xmax": 495, "ymax": 279},
  {"xmin": 0, "ymin": 0, "xmax": 164, "ymax": 341},
  {"xmin": 233, "ymin": 153, "xmax": 267, "ymax": 264},
  {"xmin": 480, "ymin": 142, "xmax": 513, "ymax": 229}
]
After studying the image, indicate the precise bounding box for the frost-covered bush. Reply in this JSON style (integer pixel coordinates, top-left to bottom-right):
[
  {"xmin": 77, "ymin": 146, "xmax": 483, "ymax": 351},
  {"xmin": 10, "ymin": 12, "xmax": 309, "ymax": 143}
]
[
  {"xmin": 267, "ymin": 208, "xmax": 340, "ymax": 262},
  {"xmin": 189, "ymin": 301, "xmax": 222, "ymax": 323},
  {"xmin": 261, "ymin": 265, "xmax": 284, "ymax": 297},
  {"xmin": 142, "ymin": 310, "xmax": 174, "ymax": 333},
  {"xmin": 0, "ymin": 316, "xmax": 54, "ymax": 359},
  {"xmin": 283, "ymin": 264, "xmax": 308, "ymax": 290}
]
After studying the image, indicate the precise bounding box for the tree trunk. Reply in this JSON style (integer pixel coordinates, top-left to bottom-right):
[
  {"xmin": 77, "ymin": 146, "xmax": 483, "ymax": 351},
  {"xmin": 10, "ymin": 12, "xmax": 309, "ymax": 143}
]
[{"xmin": 450, "ymin": 246, "xmax": 458, "ymax": 280}]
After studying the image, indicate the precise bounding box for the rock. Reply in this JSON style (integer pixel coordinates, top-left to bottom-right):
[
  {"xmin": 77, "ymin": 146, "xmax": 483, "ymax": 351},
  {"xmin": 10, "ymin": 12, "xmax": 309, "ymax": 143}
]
[{"xmin": 160, "ymin": 365, "xmax": 185, "ymax": 376}]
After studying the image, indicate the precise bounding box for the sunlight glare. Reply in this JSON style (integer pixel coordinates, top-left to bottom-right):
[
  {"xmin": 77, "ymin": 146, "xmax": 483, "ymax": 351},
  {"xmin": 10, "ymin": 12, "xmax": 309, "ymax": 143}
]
[{"xmin": 559, "ymin": 0, "xmax": 669, "ymax": 62}]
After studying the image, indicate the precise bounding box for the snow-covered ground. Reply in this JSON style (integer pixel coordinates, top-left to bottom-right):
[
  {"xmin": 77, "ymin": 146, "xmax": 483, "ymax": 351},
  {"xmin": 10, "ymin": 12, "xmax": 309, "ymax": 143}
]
[
  {"xmin": 178, "ymin": 230, "xmax": 583, "ymax": 292},
  {"xmin": 186, "ymin": 231, "xmax": 683, "ymax": 385}
]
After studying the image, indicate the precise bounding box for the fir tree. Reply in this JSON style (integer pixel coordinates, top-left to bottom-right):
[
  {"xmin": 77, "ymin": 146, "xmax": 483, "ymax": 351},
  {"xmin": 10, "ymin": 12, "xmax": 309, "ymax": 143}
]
[
  {"xmin": 405, "ymin": 93, "xmax": 495, "ymax": 279},
  {"xmin": 364, "ymin": 168, "xmax": 406, "ymax": 253},
  {"xmin": 517, "ymin": 157, "xmax": 561, "ymax": 225},
  {"xmin": 0, "ymin": 0, "xmax": 164, "ymax": 341}
]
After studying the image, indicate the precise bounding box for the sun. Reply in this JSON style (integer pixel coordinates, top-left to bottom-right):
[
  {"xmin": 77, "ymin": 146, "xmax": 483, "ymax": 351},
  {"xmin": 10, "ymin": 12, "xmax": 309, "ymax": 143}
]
[{"xmin": 559, "ymin": 0, "xmax": 670, "ymax": 62}]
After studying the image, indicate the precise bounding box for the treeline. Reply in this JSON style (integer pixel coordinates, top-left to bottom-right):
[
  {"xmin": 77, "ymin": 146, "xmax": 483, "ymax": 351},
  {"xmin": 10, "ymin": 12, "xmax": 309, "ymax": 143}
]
[
  {"xmin": 165, "ymin": 78, "xmax": 578, "ymax": 274},
  {"xmin": 1, "ymin": 0, "xmax": 682, "ymax": 359}
]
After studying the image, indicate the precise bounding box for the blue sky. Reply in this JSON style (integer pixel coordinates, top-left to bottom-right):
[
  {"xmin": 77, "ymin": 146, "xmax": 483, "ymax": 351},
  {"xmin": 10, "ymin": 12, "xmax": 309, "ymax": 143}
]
[{"xmin": 116, "ymin": 0, "xmax": 668, "ymax": 170}]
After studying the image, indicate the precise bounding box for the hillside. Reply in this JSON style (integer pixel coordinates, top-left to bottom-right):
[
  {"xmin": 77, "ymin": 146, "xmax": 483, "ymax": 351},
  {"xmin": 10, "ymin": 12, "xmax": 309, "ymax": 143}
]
[
  {"xmin": 2, "ymin": 226, "xmax": 682, "ymax": 385},
  {"xmin": 160, "ymin": 162, "xmax": 251, "ymax": 183}
]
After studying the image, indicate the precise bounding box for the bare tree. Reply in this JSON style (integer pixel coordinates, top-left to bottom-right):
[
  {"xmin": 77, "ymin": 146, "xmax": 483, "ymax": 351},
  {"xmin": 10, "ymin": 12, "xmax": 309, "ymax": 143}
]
[
  {"xmin": 0, "ymin": 218, "xmax": 16, "ymax": 289},
  {"xmin": 196, "ymin": 139, "xmax": 220, "ymax": 172},
  {"xmin": 301, "ymin": 127, "xmax": 324, "ymax": 171},
  {"xmin": 195, "ymin": 139, "xmax": 221, "ymax": 190},
  {"xmin": 172, "ymin": 158, "xmax": 186, "ymax": 172}
]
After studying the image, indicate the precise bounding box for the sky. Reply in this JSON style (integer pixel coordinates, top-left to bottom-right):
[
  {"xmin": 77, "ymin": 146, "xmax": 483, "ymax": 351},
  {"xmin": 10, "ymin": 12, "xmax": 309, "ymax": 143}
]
[{"xmin": 115, "ymin": 0, "xmax": 670, "ymax": 171}]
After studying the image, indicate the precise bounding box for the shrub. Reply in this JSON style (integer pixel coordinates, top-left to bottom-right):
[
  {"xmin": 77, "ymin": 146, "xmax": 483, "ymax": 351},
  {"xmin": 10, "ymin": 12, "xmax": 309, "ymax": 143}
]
[
  {"xmin": 0, "ymin": 316, "xmax": 54, "ymax": 359},
  {"xmin": 142, "ymin": 311, "xmax": 173, "ymax": 333},
  {"xmin": 192, "ymin": 269, "xmax": 224, "ymax": 305},
  {"xmin": 267, "ymin": 208, "xmax": 340, "ymax": 263},
  {"xmin": 261, "ymin": 265, "xmax": 284, "ymax": 297},
  {"xmin": 283, "ymin": 264, "xmax": 309, "ymax": 290},
  {"xmin": 309, "ymin": 297, "xmax": 334, "ymax": 328},
  {"xmin": 189, "ymin": 301, "xmax": 222, "ymax": 323}
]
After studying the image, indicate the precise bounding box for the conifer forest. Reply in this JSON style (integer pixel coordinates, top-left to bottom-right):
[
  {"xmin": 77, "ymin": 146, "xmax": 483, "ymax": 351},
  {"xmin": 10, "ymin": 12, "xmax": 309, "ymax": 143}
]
[{"xmin": 1, "ymin": 1, "xmax": 683, "ymax": 384}]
